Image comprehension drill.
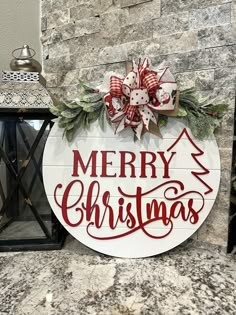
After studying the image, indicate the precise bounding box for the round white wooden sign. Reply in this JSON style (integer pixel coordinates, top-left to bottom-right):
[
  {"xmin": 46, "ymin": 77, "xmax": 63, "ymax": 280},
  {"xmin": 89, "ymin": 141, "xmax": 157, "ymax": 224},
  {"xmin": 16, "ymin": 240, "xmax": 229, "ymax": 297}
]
[{"xmin": 43, "ymin": 118, "xmax": 220, "ymax": 258}]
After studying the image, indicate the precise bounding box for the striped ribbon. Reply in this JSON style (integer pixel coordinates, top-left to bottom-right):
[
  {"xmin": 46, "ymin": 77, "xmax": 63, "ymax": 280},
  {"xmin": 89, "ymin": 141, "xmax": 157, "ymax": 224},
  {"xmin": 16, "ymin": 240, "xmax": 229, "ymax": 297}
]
[
  {"xmin": 123, "ymin": 104, "xmax": 137, "ymax": 122},
  {"xmin": 110, "ymin": 76, "xmax": 123, "ymax": 97},
  {"xmin": 143, "ymin": 71, "xmax": 159, "ymax": 92}
]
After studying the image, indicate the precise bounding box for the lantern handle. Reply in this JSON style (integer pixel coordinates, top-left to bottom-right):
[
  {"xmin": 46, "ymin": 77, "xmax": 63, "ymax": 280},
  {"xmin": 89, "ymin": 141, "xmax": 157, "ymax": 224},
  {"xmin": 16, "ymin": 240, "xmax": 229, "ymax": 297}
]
[{"xmin": 12, "ymin": 45, "xmax": 36, "ymax": 60}]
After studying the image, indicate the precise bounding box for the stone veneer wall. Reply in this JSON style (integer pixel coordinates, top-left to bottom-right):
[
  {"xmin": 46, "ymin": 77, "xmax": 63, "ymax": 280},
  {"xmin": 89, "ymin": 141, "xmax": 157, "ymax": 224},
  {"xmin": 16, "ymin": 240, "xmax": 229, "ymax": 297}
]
[{"xmin": 41, "ymin": 0, "xmax": 236, "ymax": 248}]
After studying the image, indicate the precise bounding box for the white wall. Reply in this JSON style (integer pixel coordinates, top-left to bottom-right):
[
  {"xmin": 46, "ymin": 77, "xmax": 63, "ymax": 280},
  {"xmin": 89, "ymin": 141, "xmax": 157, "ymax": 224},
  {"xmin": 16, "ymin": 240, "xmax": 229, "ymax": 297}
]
[{"xmin": 0, "ymin": 0, "xmax": 41, "ymax": 71}]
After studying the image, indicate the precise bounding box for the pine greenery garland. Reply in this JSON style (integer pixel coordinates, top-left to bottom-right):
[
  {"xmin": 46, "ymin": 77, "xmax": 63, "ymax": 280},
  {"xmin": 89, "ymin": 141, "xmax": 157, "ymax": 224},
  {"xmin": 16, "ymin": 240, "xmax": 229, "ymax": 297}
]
[
  {"xmin": 50, "ymin": 82, "xmax": 228, "ymax": 142},
  {"xmin": 178, "ymin": 88, "xmax": 228, "ymax": 139}
]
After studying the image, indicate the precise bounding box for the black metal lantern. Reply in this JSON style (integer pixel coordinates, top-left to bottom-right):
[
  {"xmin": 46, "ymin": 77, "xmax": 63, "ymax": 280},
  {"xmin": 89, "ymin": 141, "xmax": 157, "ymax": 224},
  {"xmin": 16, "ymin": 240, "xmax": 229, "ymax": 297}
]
[{"xmin": 0, "ymin": 71, "xmax": 66, "ymax": 251}]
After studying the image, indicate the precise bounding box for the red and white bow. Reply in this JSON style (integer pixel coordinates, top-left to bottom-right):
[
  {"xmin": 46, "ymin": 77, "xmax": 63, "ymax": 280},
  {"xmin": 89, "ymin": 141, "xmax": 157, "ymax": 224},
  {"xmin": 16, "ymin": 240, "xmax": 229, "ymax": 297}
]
[{"xmin": 103, "ymin": 59, "xmax": 177, "ymax": 139}]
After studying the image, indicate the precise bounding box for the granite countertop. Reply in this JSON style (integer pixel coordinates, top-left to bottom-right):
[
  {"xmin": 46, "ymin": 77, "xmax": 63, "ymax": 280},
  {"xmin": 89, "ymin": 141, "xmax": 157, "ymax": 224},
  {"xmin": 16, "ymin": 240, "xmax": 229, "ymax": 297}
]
[{"xmin": 0, "ymin": 237, "xmax": 235, "ymax": 315}]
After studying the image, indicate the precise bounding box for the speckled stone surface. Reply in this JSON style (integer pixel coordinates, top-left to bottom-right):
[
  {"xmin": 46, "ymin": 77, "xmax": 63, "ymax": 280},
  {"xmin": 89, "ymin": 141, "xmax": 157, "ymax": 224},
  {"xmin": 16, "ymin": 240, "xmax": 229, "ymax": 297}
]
[{"xmin": 0, "ymin": 237, "xmax": 235, "ymax": 315}]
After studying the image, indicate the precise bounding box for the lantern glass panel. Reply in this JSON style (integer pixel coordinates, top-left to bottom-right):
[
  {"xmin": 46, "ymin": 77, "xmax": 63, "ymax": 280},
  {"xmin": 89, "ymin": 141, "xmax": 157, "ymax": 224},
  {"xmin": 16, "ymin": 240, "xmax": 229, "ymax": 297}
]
[{"xmin": 0, "ymin": 118, "xmax": 53, "ymax": 240}]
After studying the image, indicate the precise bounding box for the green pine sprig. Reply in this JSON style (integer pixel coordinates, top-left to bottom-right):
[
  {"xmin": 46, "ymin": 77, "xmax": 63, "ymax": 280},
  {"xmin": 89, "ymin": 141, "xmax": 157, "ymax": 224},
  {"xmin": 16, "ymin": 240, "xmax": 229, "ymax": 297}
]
[{"xmin": 177, "ymin": 88, "xmax": 228, "ymax": 139}]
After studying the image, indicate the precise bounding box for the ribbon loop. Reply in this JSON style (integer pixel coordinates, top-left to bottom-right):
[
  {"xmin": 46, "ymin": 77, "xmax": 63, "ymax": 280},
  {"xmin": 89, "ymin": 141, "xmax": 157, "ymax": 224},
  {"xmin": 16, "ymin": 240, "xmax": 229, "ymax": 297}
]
[
  {"xmin": 122, "ymin": 71, "xmax": 137, "ymax": 97},
  {"xmin": 143, "ymin": 71, "xmax": 159, "ymax": 92},
  {"xmin": 130, "ymin": 88, "xmax": 149, "ymax": 106},
  {"xmin": 110, "ymin": 76, "xmax": 123, "ymax": 97}
]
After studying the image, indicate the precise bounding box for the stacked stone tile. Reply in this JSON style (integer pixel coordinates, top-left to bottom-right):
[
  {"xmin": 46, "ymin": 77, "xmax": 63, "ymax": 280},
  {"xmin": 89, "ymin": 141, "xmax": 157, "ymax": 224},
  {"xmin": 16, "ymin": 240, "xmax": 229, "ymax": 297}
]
[{"xmin": 41, "ymin": 0, "xmax": 236, "ymax": 248}]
